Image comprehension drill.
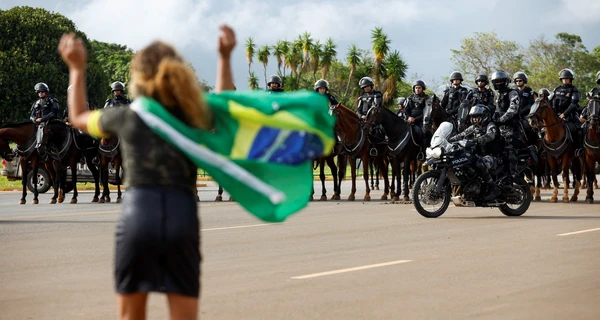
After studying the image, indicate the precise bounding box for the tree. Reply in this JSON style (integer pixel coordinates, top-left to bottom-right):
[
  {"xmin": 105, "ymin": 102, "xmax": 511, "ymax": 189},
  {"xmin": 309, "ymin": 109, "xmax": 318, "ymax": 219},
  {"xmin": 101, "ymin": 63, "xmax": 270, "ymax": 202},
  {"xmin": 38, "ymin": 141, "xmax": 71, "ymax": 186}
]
[
  {"xmin": 272, "ymin": 40, "xmax": 288, "ymax": 76},
  {"xmin": 309, "ymin": 40, "xmax": 322, "ymax": 82},
  {"xmin": 450, "ymin": 31, "xmax": 525, "ymax": 84},
  {"xmin": 320, "ymin": 38, "xmax": 337, "ymax": 80},
  {"xmin": 371, "ymin": 27, "xmax": 391, "ymax": 87},
  {"xmin": 300, "ymin": 32, "xmax": 313, "ymax": 73},
  {"xmin": 344, "ymin": 44, "xmax": 361, "ymax": 98},
  {"xmin": 245, "ymin": 37, "xmax": 255, "ymax": 77},
  {"xmin": 380, "ymin": 50, "xmax": 408, "ymax": 103},
  {"xmin": 248, "ymin": 71, "xmax": 260, "ymax": 90},
  {"xmin": 257, "ymin": 45, "xmax": 270, "ymax": 87},
  {"xmin": 90, "ymin": 40, "xmax": 134, "ymax": 99},
  {"xmin": 0, "ymin": 6, "xmax": 108, "ymax": 122}
]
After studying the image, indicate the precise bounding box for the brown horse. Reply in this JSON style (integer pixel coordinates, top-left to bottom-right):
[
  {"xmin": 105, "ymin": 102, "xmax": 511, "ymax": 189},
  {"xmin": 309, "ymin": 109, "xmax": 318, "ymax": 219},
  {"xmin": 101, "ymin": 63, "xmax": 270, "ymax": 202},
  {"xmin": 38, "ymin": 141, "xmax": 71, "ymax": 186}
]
[
  {"xmin": 329, "ymin": 103, "xmax": 372, "ymax": 201},
  {"xmin": 98, "ymin": 136, "xmax": 123, "ymax": 203},
  {"xmin": 582, "ymin": 97, "xmax": 600, "ymax": 203},
  {"xmin": 0, "ymin": 122, "xmax": 45, "ymax": 204},
  {"xmin": 528, "ymin": 97, "xmax": 582, "ymax": 202}
]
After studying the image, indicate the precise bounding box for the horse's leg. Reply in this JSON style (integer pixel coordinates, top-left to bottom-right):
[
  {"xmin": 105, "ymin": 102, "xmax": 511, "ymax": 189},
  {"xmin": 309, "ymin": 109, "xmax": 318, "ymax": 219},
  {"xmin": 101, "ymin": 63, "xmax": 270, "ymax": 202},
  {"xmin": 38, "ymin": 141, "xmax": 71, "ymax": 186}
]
[
  {"xmin": 585, "ymin": 154, "xmax": 595, "ymax": 203},
  {"xmin": 570, "ymin": 156, "xmax": 582, "ymax": 202},
  {"xmin": 402, "ymin": 158, "xmax": 411, "ymax": 201},
  {"xmin": 379, "ymin": 155, "xmax": 389, "ymax": 200},
  {"xmin": 319, "ymin": 158, "xmax": 327, "ymax": 201},
  {"xmin": 31, "ymin": 160, "xmax": 39, "ymax": 205},
  {"xmin": 115, "ymin": 158, "xmax": 122, "ymax": 203},
  {"xmin": 19, "ymin": 158, "xmax": 28, "ymax": 205},
  {"xmin": 375, "ymin": 159, "xmax": 380, "ymax": 190},
  {"xmin": 595, "ymin": 176, "xmax": 599, "ymax": 189},
  {"xmin": 334, "ymin": 155, "xmax": 345, "ymax": 200},
  {"xmin": 87, "ymin": 154, "xmax": 100, "ymax": 202},
  {"xmin": 99, "ymin": 157, "xmax": 109, "ymax": 203},
  {"xmin": 348, "ymin": 156, "xmax": 357, "ymax": 201},
  {"xmin": 561, "ymin": 156, "xmax": 571, "ymax": 203},
  {"xmin": 548, "ymin": 157, "xmax": 559, "ymax": 203},
  {"xmin": 70, "ymin": 155, "xmax": 78, "ymax": 204},
  {"xmin": 48, "ymin": 161, "xmax": 58, "ymax": 204},
  {"xmin": 216, "ymin": 185, "xmax": 223, "ymax": 201},
  {"xmin": 328, "ymin": 156, "xmax": 338, "ymax": 201},
  {"xmin": 362, "ymin": 154, "xmax": 371, "ymax": 201},
  {"xmin": 534, "ymin": 165, "xmax": 542, "ymax": 201},
  {"xmin": 56, "ymin": 162, "xmax": 65, "ymax": 204},
  {"xmin": 390, "ymin": 159, "xmax": 397, "ymax": 198}
]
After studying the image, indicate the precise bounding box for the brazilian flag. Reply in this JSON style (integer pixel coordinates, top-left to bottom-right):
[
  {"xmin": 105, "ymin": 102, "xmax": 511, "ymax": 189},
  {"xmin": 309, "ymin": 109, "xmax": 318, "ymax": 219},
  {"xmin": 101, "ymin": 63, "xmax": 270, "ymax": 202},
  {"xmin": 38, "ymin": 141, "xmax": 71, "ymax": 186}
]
[{"xmin": 130, "ymin": 90, "xmax": 335, "ymax": 222}]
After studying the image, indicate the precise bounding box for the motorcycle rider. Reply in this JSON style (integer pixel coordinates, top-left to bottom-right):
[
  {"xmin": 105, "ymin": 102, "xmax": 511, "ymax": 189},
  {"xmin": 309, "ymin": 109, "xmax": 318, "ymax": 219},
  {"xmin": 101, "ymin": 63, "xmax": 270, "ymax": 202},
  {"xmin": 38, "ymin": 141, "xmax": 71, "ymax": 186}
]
[
  {"xmin": 491, "ymin": 70, "xmax": 521, "ymax": 170},
  {"xmin": 441, "ymin": 71, "xmax": 469, "ymax": 119},
  {"xmin": 103, "ymin": 81, "xmax": 131, "ymax": 108},
  {"xmin": 266, "ymin": 74, "xmax": 284, "ymax": 93},
  {"xmin": 314, "ymin": 79, "xmax": 339, "ymax": 106},
  {"xmin": 30, "ymin": 82, "xmax": 59, "ymax": 151},
  {"xmin": 356, "ymin": 77, "xmax": 383, "ymax": 120},
  {"xmin": 550, "ymin": 68, "xmax": 583, "ymax": 156},
  {"xmin": 448, "ymin": 105, "xmax": 502, "ymax": 201},
  {"xmin": 513, "ymin": 71, "xmax": 537, "ymax": 119}
]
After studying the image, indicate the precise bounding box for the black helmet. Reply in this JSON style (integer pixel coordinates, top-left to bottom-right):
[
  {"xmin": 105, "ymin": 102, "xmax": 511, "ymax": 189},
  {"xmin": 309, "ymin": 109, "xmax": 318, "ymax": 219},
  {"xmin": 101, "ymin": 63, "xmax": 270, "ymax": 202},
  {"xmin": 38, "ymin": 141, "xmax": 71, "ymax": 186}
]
[
  {"xmin": 314, "ymin": 79, "xmax": 329, "ymax": 91},
  {"xmin": 358, "ymin": 77, "xmax": 374, "ymax": 88},
  {"xmin": 111, "ymin": 81, "xmax": 125, "ymax": 92},
  {"xmin": 397, "ymin": 97, "xmax": 406, "ymax": 105},
  {"xmin": 558, "ymin": 69, "xmax": 574, "ymax": 80},
  {"xmin": 475, "ymin": 74, "xmax": 488, "ymax": 84},
  {"xmin": 469, "ymin": 104, "xmax": 491, "ymax": 126},
  {"xmin": 491, "ymin": 70, "xmax": 510, "ymax": 90},
  {"xmin": 412, "ymin": 80, "xmax": 427, "ymax": 91},
  {"xmin": 34, "ymin": 82, "xmax": 49, "ymax": 93},
  {"xmin": 513, "ymin": 71, "xmax": 528, "ymax": 84},
  {"xmin": 595, "ymin": 70, "xmax": 600, "ymax": 84},
  {"xmin": 267, "ymin": 75, "xmax": 282, "ymax": 87},
  {"xmin": 449, "ymin": 71, "xmax": 463, "ymax": 82},
  {"xmin": 539, "ymin": 88, "xmax": 550, "ymax": 97}
]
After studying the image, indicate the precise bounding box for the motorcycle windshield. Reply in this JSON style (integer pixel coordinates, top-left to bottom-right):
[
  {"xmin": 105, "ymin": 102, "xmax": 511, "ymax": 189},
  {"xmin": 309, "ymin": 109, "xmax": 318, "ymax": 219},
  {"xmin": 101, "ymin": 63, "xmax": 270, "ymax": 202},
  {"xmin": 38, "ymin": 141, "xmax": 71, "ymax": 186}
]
[{"xmin": 430, "ymin": 122, "xmax": 454, "ymax": 148}]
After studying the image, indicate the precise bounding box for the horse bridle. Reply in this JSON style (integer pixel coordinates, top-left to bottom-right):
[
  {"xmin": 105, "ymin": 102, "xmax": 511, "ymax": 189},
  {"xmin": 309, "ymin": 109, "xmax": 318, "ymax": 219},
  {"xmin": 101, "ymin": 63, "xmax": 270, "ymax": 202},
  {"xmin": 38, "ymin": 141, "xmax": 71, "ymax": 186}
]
[{"xmin": 530, "ymin": 99, "xmax": 563, "ymax": 129}]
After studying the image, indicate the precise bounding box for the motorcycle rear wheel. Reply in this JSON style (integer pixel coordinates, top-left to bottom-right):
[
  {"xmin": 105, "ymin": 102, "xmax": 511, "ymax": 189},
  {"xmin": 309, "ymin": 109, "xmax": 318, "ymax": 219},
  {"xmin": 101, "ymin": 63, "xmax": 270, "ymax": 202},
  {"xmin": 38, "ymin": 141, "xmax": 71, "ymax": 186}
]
[
  {"xmin": 499, "ymin": 177, "xmax": 531, "ymax": 216},
  {"xmin": 413, "ymin": 170, "xmax": 450, "ymax": 218}
]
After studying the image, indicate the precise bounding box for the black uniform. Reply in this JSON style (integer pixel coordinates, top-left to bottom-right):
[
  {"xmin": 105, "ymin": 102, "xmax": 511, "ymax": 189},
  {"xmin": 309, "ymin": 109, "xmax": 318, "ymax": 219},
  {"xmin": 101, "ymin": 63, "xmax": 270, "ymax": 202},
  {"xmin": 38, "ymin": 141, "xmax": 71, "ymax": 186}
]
[
  {"xmin": 495, "ymin": 88, "xmax": 521, "ymax": 141},
  {"xmin": 325, "ymin": 93, "xmax": 339, "ymax": 106},
  {"xmin": 465, "ymin": 88, "xmax": 495, "ymax": 110},
  {"xmin": 551, "ymin": 84, "xmax": 580, "ymax": 122},
  {"xmin": 441, "ymin": 85, "xmax": 468, "ymax": 117},
  {"xmin": 517, "ymin": 87, "xmax": 536, "ymax": 119},
  {"xmin": 404, "ymin": 93, "xmax": 429, "ymax": 128},
  {"xmin": 267, "ymin": 87, "xmax": 284, "ymax": 93},
  {"xmin": 30, "ymin": 96, "xmax": 59, "ymax": 122},
  {"xmin": 104, "ymin": 95, "xmax": 132, "ymax": 108},
  {"xmin": 356, "ymin": 90, "xmax": 383, "ymax": 117}
]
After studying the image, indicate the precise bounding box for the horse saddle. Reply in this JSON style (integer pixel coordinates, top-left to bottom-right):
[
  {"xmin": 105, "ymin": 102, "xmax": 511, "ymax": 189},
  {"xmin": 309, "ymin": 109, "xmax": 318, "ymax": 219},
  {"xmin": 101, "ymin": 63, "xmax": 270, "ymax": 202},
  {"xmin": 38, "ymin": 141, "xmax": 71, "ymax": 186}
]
[{"xmin": 409, "ymin": 125, "xmax": 424, "ymax": 147}]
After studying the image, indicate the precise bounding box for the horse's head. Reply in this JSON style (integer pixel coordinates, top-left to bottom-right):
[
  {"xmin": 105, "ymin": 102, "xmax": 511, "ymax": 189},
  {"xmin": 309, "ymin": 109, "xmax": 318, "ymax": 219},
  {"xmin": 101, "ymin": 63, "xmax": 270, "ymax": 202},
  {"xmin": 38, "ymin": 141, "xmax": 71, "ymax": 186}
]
[
  {"xmin": 587, "ymin": 98, "xmax": 600, "ymax": 130},
  {"xmin": 425, "ymin": 94, "xmax": 444, "ymax": 131},
  {"xmin": 528, "ymin": 97, "xmax": 553, "ymax": 131},
  {"xmin": 423, "ymin": 96, "xmax": 433, "ymax": 131},
  {"xmin": 0, "ymin": 137, "xmax": 15, "ymax": 161}
]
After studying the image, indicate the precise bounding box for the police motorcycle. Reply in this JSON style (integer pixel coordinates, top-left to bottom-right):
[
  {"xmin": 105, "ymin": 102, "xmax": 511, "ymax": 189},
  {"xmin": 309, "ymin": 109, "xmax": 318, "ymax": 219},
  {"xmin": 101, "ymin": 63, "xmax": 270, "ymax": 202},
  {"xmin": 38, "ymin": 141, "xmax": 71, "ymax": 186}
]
[{"xmin": 412, "ymin": 122, "xmax": 533, "ymax": 218}]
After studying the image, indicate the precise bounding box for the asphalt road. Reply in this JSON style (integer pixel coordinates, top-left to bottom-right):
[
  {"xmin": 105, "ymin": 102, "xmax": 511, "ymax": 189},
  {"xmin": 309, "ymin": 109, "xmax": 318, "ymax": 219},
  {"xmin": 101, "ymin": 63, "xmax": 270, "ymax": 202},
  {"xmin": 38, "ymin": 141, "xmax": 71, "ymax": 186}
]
[{"xmin": 0, "ymin": 180, "xmax": 599, "ymax": 320}]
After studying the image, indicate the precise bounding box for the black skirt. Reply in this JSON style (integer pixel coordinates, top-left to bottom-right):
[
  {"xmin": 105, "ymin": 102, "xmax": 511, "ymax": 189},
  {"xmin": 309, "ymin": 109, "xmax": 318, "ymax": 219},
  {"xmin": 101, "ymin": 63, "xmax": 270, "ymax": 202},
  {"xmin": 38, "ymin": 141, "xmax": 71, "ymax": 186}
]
[{"xmin": 115, "ymin": 186, "xmax": 201, "ymax": 297}]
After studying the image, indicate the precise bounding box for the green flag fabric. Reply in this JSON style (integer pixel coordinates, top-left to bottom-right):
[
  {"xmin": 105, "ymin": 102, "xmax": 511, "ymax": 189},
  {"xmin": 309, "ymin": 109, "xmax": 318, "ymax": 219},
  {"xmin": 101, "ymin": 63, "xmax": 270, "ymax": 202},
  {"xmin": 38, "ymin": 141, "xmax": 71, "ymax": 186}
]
[{"xmin": 129, "ymin": 90, "xmax": 335, "ymax": 222}]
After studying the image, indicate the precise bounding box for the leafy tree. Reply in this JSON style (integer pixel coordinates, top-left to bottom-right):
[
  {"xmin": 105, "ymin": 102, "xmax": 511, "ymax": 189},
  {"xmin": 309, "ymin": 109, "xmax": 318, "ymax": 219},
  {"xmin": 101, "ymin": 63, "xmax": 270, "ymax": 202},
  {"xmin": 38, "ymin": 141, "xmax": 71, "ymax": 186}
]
[
  {"xmin": 248, "ymin": 71, "xmax": 260, "ymax": 90},
  {"xmin": 320, "ymin": 38, "xmax": 337, "ymax": 80},
  {"xmin": 245, "ymin": 37, "xmax": 255, "ymax": 77},
  {"xmin": 0, "ymin": 6, "xmax": 108, "ymax": 122},
  {"xmin": 371, "ymin": 27, "xmax": 390, "ymax": 87},
  {"xmin": 90, "ymin": 40, "xmax": 134, "ymax": 99},
  {"xmin": 257, "ymin": 45, "xmax": 270, "ymax": 87}
]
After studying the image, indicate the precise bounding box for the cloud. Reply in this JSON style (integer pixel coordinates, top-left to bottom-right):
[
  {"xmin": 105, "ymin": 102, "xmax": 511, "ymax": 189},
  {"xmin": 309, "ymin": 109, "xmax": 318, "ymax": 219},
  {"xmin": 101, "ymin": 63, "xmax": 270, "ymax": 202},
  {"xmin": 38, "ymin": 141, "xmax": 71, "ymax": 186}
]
[{"xmin": 562, "ymin": 0, "xmax": 600, "ymax": 23}]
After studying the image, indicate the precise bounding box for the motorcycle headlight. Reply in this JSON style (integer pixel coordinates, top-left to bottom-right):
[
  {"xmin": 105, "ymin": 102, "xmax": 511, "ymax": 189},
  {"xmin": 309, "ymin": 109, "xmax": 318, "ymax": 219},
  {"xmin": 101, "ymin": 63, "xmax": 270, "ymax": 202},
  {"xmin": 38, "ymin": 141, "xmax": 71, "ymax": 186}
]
[{"xmin": 426, "ymin": 147, "xmax": 442, "ymax": 159}]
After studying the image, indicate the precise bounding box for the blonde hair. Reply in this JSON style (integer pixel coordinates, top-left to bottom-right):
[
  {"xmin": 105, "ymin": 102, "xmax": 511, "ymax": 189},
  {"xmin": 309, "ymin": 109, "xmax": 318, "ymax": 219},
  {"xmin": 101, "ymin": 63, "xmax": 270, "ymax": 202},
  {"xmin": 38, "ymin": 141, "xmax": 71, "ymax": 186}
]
[{"xmin": 130, "ymin": 41, "xmax": 210, "ymax": 129}]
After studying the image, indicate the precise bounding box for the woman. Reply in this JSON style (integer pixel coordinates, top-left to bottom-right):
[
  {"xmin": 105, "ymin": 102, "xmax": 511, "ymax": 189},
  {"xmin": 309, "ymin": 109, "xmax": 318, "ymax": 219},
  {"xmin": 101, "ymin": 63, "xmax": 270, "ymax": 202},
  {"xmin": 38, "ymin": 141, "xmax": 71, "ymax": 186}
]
[{"xmin": 59, "ymin": 25, "xmax": 236, "ymax": 319}]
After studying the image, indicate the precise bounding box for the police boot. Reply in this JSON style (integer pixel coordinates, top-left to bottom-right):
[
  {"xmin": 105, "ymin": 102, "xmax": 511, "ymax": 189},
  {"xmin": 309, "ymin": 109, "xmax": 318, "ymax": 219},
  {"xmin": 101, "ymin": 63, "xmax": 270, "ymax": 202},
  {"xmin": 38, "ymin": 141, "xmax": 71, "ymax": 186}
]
[
  {"xmin": 527, "ymin": 145, "xmax": 538, "ymax": 164},
  {"xmin": 478, "ymin": 166, "xmax": 501, "ymax": 201},
  {"xmin": 575, "ymin": 129, "xmax": 584, "ymax": 157}
]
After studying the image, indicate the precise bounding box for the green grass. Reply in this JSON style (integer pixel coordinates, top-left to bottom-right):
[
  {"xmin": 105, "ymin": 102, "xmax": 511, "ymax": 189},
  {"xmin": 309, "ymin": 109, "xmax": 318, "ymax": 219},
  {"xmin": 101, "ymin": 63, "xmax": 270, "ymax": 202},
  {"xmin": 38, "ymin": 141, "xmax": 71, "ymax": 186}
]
[{"xmin": 0, "ymin": 176, "xmax": 21, "ymax": 188}]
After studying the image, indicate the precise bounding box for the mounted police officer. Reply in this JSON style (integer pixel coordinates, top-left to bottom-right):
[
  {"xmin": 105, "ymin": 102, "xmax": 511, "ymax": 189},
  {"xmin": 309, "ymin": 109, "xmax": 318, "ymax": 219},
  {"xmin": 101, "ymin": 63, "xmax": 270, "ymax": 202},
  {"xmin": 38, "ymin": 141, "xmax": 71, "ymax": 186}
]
[
  {"xmin": 550, "ymin": 68, "xmax": 583, "ymax": 155},
  {"xmin": 266, "ymin": 75, "xmax": 284, "ymax": 93},
  {"xmin": 396, "ymin": 97, "xmax": 406, "ymax": 118},
  {"xmin": 441, "ymin": 71, "xmax": 469, "ymax": 119},
  {"xmin": 405, "ymin": 80, "xmax": 429, "ymax": 154},
  {"xmin": 579, "ymin": 71, "xmax": 600, "ymax": 127},
  {"xmin": 491, "ymin": 70, "xmax": 521, "ymax": 168},
  {"xmin": 30, "ymin": 82, "xmax": 59, "ymax": 150},
  {"xmin": 103, "ymin": 81, "xmax": 131, "ymax": 108},
  {"xmin": 314, "ymin": 79, "xmax": 339, "ymax": 106},
  {"xmin": 464, "ymin": 74, "xmax": 495, "ymax": 110},
  {"xmin": 513, "ymin": 71, "xmax": 537, "ymax": 119},
  {"xmin": 356, "ymin": 77, "xmax": 382, "ymax": 120},
  {"xmin": 448, "ymin": 105, "xmax": 502, "ymax": 200}
]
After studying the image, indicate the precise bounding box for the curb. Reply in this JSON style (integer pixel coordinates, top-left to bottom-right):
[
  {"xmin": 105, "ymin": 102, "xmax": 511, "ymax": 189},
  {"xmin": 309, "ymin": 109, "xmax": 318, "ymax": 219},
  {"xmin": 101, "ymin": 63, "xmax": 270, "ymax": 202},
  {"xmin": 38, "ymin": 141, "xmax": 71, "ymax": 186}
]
[{"xmin": 0, "ymin": 183, "xmax": 208, "ymax": 192}]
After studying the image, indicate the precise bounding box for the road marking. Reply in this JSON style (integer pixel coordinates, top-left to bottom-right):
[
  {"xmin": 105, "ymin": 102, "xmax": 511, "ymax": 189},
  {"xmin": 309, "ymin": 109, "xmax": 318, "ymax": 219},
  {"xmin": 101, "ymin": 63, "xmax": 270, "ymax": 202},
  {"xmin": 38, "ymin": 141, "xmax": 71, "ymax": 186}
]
[
  {"xmin": 290, "ymin": 260, "xmax": 413, "ymax": 280},
  {"xmin": 202, "ymin": 223, "xmax": 280, "ymax": 232},
  {"xmin": 557, "ymin": 228, "xmax": 600, "ymax": 236}
]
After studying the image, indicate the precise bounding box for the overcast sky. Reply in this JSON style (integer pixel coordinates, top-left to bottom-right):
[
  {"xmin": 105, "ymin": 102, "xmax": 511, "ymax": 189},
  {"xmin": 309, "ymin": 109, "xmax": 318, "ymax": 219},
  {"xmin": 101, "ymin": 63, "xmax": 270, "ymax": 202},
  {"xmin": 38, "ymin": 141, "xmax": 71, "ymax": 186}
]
[{"xmin": 2, "ymin": 0, "xmax": 600, "ymax": 90}]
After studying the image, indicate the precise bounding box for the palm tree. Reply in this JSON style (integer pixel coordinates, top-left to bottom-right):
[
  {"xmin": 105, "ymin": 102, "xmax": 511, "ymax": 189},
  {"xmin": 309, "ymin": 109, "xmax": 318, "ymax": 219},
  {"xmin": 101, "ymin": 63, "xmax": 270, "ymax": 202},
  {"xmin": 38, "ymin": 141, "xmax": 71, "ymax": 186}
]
[
  {"xmin": 257, "ymin": 45, "xmax": 271, "ymax": 87},
  {"xmin": 286, "ymin": 40, "xmax": 303, "ymax": 86},
  {"xmin": 380, "ymin": 50, "xmax": 408, "ymax": 103},
  {"xmin": 309, "ymin": 40, "xmax": 322, "ymax": 82},
  {"xmin": 344, "ymin": 44, "xmax": 361, "ymax": 98},
  {"xmin": 245, "ymin": 37, "xmax": 256, "ymax": 76},
  {"xmin": 371, "ymin": 27, "xmax": 391, "ymax": 87},
  {"xmin": 300, "ymin": 31, "xmax": 313, "ymax": 73},
  {"xmin": 248, "ymin": 71, "xmax": 260, "ymax": 90},
  {"xmin": 320, "ymin": 38, "xmax": 337, "ymax": 80},
  {"xmin": 272, "ymin": 40, "xmax": 288, "ymax": 76}
]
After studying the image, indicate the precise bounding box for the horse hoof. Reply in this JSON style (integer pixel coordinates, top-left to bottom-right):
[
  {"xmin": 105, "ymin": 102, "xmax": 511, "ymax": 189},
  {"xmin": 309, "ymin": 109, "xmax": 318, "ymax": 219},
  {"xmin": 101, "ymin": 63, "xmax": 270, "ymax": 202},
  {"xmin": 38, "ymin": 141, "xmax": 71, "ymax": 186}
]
[
  {"xmin": 570, "ymin": 197, "xmax": 578, "ymax": 202},
  {"xmin": 98, "ymin": 198, "xmax": 105, "ymax": 204},
  {"xmin": 116, "ymin": 198, "xmax": 122, "ymax": 204},
  {"xmin": 331, "ymin": 195, "xmax": 340, "ymax": 200},
  {"xmin": 403, "ymin": 196, "xmax": 410, "ymax": 201},
  {"xmin": 320, "ymin": 196, "xmax": 327, "ymax": 201},
  {"xmin": 92, "ymin": 197, "xmax": 99, "ymax": 203},
  {"xmin": 19, "ymin": 200, "xmax": 25, "ymax": 205},
  {"xmin": 58, "ymin": 198, "xmax": 64, "ymax": 204},
  {"xmin": 563, "ymin": 197, "xmax": 570, "ymax": 203},
  {"xmin": 70, "ymin": 198, "xmax": 78, "ymax": 204},
  {"xmin": 550, "ymin": 197, "xmax": 558, "ymax": 203},
  {"xmin": 375, "ymin": 186, "xmax": 380, "ymax": 190},
  {"xmin": 586, "ymin": 198, "xmax": 594, "ymax": 204},
  {"xmin": 380, "ymin": 195, "xmax": 388, "ymax": 200},
  {"xmin": 215, "ymin": 195, "xmax": 222, "ymax": 202},
  {"xmin": 582, "ymin": 184, "xmax": 587, "ymax": 189},
  {"xmin": 347, "ymin": 195, "xmax": 355, "ymax": 201},
  {"xmin": 392, "ymin": 196, "xmax": 399, "ymax": 201},
  {"xmin": 49, "ymin": 199, "xmax": 57, "ymax": 204},
  {"xmin": 534, "ymin": 196, "xmax": 542, "ymax": 202},
  {"xmin": 32, "ymin": 199, "xmax": 39, "ymax": 205},
  {"xmin": 105, "ymin": 197, "xmax": 111, "ymax": 203},
  {"xmin": 363, "ymin": 195, "xmax": 371, "ymax": 201}
]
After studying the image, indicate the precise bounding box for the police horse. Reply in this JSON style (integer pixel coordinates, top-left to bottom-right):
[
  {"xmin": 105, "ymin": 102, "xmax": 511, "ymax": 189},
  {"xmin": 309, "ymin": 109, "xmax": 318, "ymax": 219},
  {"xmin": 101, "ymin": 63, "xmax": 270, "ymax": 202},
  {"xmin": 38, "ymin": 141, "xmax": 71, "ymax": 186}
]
[
  {"xmin": 582, "ymin": 97, "xmax": 600, "ymax": 203},
  {"xmin": 528, "ymin": 97, "xmax": 582, "ymax": 202}
]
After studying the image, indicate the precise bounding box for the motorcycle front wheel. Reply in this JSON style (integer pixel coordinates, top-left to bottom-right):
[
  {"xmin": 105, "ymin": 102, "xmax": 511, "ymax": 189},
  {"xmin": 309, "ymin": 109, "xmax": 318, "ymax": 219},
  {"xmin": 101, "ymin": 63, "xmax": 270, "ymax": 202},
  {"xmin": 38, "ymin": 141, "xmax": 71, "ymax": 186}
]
[
  {"xmin": 413, "ymin": 170, "xmax": 450, "ymax": 218},
  {"xmin": 499, "ymin": 177, "xmax": 532, "ymax": 216}
]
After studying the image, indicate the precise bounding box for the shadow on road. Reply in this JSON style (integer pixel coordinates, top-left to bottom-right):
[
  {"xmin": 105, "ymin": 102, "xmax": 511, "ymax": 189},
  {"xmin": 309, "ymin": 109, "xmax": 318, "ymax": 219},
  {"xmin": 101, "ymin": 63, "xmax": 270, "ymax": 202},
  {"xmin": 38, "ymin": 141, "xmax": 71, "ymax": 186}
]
[
  {"xmin": 443, "ymin": 215, "xmax": 600, "ymax": 220},
  {"xmin": 0, "ymin": 220, "xmax": 115, "ymax": 224}
]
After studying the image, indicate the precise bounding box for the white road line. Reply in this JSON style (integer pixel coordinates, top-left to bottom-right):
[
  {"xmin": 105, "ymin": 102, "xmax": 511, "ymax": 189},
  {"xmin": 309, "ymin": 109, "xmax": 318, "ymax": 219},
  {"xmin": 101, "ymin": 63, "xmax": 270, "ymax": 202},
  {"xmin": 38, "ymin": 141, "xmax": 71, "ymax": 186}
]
[
  {"xmin": 202, "ymin": 223, "xmax": 280, "ymax": 232},
  {"xmin": 291, "ymin": 260, "xmax": 413, "ymax": 280},
  {"xmin": 557, "ymin": 228, "xmax": 600, "ymax": 236}
]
